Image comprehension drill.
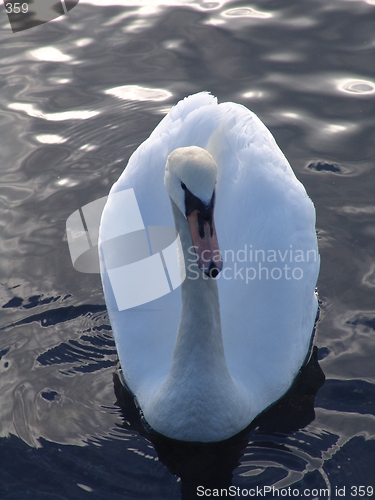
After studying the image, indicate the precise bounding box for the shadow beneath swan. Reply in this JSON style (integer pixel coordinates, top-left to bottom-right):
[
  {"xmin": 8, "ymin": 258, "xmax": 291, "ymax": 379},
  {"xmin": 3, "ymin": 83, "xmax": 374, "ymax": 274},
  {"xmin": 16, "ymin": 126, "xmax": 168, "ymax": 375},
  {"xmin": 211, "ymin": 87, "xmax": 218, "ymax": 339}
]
[{"xmin": 113, "ymin": 346, "xmax": 325, "ymax": 499}]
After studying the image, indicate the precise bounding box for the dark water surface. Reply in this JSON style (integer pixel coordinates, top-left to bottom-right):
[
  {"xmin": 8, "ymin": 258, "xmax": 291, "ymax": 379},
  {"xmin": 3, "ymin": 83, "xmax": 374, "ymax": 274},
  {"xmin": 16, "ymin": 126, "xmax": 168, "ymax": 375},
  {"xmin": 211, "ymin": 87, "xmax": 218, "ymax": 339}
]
[{"xmin": 1, "ymin": 0, "xmax": 375, "ymax": 498}]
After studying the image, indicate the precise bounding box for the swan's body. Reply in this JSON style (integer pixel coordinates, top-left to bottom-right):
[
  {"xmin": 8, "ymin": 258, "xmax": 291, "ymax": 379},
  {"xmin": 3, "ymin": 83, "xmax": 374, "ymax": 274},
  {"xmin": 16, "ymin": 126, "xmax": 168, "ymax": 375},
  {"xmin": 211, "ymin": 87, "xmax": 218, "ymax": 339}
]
[{"xmin": 99, "ymin": 92, "xmax": 320, "ymax": 442}]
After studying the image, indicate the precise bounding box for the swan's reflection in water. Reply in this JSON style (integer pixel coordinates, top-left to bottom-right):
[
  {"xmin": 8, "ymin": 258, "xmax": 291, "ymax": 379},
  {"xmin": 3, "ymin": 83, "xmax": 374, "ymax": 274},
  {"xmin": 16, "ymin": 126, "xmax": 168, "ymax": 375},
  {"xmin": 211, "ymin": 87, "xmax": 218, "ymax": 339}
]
[{"xmin": 113, "ymin": 347, "xmax": 325, "ymax": 498}]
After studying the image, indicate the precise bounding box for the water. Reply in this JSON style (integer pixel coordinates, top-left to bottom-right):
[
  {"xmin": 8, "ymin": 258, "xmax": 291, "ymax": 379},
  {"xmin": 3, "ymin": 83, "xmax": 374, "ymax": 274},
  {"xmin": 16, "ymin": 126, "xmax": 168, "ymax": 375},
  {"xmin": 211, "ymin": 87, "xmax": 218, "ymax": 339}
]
[{"xmin": 1, "ymin": 0, "xmax": 375, "ymax": 498}]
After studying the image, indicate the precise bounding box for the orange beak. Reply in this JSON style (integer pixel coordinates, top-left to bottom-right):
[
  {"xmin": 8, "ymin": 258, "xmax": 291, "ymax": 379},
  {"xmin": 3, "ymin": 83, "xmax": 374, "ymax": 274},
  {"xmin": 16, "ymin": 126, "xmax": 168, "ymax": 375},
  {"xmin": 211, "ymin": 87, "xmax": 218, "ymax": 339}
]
[{"xmin": 187, "ymin": 209, "xmax": 223, "ymax": 278}]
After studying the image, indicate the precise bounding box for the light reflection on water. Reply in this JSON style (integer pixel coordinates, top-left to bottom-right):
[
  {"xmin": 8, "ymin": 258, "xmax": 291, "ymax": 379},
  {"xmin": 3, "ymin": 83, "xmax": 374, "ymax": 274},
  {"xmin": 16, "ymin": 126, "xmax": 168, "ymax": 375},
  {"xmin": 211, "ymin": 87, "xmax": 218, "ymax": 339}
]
[
  {"xmin": 105, "ymin": 85, "xmax": 172, "ymax": 102},
  {"xmin": 340, "ymin": 79, "xmax": 375, "ymax": 94},
  {"xmin": 0, "ymin": 0, "xmax": 375, "ymax": 497}
]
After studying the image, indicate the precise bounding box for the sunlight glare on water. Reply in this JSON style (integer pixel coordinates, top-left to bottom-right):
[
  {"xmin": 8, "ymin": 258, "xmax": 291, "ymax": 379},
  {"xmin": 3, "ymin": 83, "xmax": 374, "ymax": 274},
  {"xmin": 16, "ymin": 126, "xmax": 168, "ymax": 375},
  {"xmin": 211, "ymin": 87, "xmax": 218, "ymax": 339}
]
[
  {"xmin": 105, "ymin": 85, "xmax": 172, "ymax": 102},
  {"xmin": 29, "ymin": 46, "xmax": 72, "ymax": 62}
]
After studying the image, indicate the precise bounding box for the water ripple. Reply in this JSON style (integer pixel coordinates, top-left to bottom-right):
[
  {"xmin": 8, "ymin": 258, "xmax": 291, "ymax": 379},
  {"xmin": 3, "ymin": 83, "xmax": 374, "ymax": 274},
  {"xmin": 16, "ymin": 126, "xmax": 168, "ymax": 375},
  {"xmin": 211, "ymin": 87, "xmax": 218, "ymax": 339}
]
[
  {"xmin": 265, "ymin": 72, "xmax": 375, "ymax": 98},
  {"xmin": 0, "ymin": 302, "xmax": 118, "ymax": 447},
  {"xmin": 8, "ymin": 103, "xmax": 100, "ymax": 121},
  {"xmin": 223, "ymin": 7, "xmax": 273, "ymax": 19}
]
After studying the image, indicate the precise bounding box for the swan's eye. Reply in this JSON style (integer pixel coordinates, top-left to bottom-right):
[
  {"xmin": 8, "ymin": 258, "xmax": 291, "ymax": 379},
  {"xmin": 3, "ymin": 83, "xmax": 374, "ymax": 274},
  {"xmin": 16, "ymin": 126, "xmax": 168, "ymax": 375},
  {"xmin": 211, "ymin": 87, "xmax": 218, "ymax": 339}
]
[{"xmin": 181, "ymin": 182, "xmax": 187, "ymax": 190}]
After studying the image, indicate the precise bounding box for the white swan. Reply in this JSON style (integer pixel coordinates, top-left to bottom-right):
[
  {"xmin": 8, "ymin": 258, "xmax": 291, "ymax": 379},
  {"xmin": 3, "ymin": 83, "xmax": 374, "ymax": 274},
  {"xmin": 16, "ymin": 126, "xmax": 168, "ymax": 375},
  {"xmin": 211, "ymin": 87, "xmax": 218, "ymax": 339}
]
[{"xmin": 99, "ymin": 92, "xmax": 320, "ymax": 442}]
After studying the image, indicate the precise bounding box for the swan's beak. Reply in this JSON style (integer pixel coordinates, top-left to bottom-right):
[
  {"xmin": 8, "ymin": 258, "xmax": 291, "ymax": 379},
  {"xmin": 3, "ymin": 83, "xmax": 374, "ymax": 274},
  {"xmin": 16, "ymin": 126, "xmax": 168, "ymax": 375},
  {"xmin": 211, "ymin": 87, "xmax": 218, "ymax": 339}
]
[{"xmin": 187, "ymin": 209, "xmax": 223, "ymax": 278}]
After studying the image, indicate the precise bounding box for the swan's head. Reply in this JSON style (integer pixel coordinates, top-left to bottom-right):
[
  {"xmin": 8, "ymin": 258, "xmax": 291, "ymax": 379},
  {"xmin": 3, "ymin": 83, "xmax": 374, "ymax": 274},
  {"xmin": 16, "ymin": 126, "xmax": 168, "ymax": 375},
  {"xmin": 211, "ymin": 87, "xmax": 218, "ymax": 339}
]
[{"xmin": 164, "ymin": 146, "xmax": 223, "ymax": 278}]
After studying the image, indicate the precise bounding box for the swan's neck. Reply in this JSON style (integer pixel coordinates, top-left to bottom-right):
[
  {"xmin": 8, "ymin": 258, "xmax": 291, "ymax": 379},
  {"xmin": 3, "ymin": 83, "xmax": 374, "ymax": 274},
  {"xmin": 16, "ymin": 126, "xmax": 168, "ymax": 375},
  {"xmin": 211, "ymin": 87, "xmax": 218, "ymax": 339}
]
[
  {"xmin": 169, "ymin": 201, "xmax": 228, "ymax": 378},
  {"xmin": 145, "ymin": 201, "xmax": 249, "ymax": 441}
]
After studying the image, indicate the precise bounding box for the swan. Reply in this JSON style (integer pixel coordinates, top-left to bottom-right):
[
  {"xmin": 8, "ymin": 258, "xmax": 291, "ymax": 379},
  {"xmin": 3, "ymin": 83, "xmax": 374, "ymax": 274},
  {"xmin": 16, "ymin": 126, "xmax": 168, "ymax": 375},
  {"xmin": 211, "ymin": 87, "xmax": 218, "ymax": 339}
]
[{"xmin": 98, "ymin": 92, "xmax": 320, "ymax": 442}]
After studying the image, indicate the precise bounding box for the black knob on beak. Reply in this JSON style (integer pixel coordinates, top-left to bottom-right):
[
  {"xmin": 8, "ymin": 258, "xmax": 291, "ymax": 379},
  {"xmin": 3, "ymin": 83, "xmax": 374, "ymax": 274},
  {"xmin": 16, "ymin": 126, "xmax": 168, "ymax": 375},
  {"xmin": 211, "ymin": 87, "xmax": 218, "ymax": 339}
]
[{"xmin": 206, "ymin": 261, "xmax": 220, "ymax": 279}]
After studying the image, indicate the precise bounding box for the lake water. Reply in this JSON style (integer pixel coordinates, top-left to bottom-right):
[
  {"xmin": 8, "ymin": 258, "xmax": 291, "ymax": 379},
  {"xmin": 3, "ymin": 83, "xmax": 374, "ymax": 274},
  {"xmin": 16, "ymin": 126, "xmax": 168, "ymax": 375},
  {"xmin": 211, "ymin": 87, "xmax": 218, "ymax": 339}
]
[{"xmin": 1, "ymin": 0, "xmax": 375, "ymax": 498}]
